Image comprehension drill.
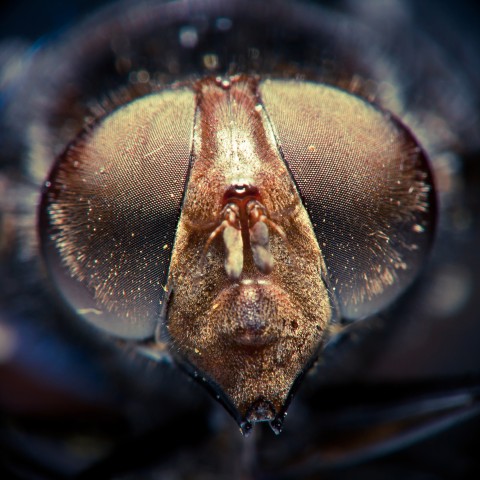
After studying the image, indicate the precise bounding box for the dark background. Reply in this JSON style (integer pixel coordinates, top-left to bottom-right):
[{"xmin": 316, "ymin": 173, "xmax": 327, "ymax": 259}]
[{"xmin": 1, "ymin": 0, "xmax": 480, "ymax": 43}]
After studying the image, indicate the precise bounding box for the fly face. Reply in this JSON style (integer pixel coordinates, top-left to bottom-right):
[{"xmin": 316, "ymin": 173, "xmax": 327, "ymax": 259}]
[{"xmin": 40, "ymin": 68, "xmax": 434, "ymax": 431}]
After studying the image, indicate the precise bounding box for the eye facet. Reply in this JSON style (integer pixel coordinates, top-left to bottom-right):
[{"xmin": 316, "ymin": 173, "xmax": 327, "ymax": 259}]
[{"xmin": 40, "ymin": 75, "xmax": 436, "ymax": 431}]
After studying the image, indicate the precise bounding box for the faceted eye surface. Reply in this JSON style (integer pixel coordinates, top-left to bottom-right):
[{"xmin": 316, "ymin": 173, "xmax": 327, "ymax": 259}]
[
  {"xmin": 40, "ymin": 89, "xmax": 195, "ymax": 339},
  {"xmin": 260, "ymin": 80, "xmax": 436, "ymax": 319}
]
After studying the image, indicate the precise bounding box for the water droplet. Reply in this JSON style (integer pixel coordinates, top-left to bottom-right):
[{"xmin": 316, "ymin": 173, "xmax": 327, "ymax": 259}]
[
  {"xmin": 203, "ymin": 53, "xmax": 219, "ymax": 70},
  {"xmin": 215, "ymin": 17, "xmax": 232, "ymax": 31},
  {"xmin": 136, "ymin": 69, "xmax": 150, "ymax": 83},
  {"xmin": 248, "ymin": 47, "xmax": 260, "ymax": 60},
  {"xmin": 179, "ymin": 26, "xmax": 198, "ymax": 48}
]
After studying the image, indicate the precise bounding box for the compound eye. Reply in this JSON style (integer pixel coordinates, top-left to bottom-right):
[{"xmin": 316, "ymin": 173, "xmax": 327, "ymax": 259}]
[
  {"xmin": 39, "ymin": 89, "xmax": 195, "ymax": 339},
  {"xmin": 260, "ymin": 80, "xmax": 436, "ymax": 319}
]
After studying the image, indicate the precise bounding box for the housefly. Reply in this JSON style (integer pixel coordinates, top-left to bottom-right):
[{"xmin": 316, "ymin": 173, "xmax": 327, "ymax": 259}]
[{"xmin": 1, "ymin": 0, "xmax": 479, "ymax": 478}]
